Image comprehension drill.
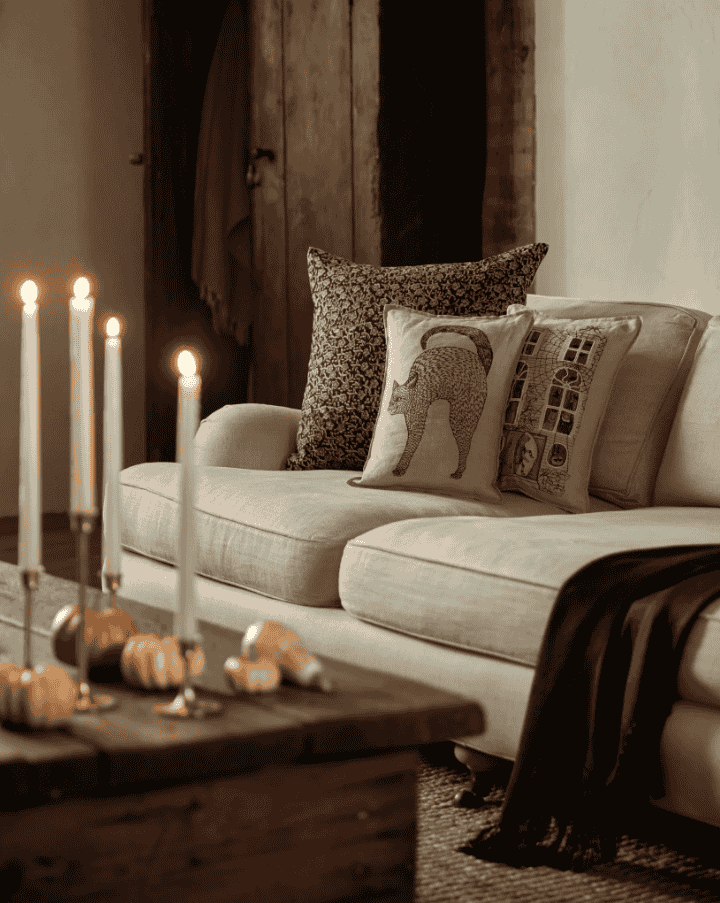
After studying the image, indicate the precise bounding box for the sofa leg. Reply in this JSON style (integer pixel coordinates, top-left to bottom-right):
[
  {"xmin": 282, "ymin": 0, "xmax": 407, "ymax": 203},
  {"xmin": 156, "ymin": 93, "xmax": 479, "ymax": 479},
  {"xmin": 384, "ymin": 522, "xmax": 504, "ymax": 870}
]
[{"xmin": 452, "ymin": 745, "xmax": 505, "ymax": 808}]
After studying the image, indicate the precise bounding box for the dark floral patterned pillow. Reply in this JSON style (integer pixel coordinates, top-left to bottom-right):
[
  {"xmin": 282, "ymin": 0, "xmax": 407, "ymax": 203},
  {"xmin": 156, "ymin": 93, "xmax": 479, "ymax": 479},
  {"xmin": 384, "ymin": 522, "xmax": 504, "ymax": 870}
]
[{"xmin": 286, "ymin": 243, "xmax": 550, "ymax": 471}]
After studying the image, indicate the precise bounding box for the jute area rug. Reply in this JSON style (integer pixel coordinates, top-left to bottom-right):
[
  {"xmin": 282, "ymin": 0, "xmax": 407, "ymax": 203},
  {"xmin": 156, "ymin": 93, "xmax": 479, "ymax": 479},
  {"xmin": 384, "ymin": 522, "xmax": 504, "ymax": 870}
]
[{"xmin": 415, "ymin": 744, "xmax": 720, "ymax": 903}]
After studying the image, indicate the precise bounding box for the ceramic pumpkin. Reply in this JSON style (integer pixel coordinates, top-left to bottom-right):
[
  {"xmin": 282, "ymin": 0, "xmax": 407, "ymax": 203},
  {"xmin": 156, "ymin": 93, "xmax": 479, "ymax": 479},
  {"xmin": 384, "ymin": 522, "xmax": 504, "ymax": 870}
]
[
  {"xmin": 120, "ymin": 634, "xmax": 205, "ymax": 690},
  {"xmin": 51, "ymin": 603, "xmax": 138, "ymax": 669},
  {"xmin": 223, "ymin": 655, "xmax": 282, "ymax": 693},
  {"xmin": 0, "ymin": 661, "xmax": 78, "ymax": 729},
  {"xmin": 239, "ymin": 621, "xmax": 333, "ymax": 691}
]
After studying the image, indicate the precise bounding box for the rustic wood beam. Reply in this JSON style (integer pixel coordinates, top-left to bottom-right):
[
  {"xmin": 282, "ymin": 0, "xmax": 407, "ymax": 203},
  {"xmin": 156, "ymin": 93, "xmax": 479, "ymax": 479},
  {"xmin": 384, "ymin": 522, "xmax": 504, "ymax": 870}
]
[{"xmin": 483, "ymin": 0, "xmax": 536, "ymax": 257}]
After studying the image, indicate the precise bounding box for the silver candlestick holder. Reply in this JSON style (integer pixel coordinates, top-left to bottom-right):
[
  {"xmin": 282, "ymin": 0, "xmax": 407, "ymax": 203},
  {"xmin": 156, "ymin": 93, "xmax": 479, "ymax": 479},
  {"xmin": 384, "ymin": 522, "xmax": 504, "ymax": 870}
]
[
  {"xmin": 70, "ymin": 511, "xmax": 117, "ymax": 713},
  {"xmin": 152, "ymin": 635, "xmax": 223, "ymax": 719},
  {"xmin": 21, "ymin": 566, "xmax": 45, "ymax": 669},
  {"xmin": 101, "ymin": 569, "xmax": 122, "ymax": 608}
]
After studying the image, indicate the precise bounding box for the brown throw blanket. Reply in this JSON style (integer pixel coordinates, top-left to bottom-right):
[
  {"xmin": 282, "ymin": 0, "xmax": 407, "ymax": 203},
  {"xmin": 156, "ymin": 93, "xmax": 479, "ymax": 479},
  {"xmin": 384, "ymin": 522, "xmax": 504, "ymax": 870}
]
[{"xmin": 462, "ymin": 544, "xmax": 720, "ymax": 872}]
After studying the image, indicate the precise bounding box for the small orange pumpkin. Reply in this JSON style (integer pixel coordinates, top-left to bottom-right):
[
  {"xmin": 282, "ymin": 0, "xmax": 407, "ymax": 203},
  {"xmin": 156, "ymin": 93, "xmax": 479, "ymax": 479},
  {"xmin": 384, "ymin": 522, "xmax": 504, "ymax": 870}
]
[
  {"xmin": 120, "ymin": 634, "xmax": 205, "ymax": 690},
  {"xmin": 239, "ymin": 621, "xmax": 333, "ymax": 691},
  {"xmin": 223, "ymin": 655, "xmax": 282, "ymax": 693},
  {"xmin": 51, "ymin": 603, "xmax": 138, "ymax": 669},
  {"xmin": 0, "ymin": 661, "xmax": 79, "ymax": 729}
]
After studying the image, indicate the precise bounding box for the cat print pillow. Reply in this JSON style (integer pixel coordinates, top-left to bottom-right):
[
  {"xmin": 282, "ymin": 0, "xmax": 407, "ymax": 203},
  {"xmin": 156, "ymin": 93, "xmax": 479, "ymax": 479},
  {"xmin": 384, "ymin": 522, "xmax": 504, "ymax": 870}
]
[{"xmin": 351, "ymin": 304, "xmax": 536, "ymax": 501}]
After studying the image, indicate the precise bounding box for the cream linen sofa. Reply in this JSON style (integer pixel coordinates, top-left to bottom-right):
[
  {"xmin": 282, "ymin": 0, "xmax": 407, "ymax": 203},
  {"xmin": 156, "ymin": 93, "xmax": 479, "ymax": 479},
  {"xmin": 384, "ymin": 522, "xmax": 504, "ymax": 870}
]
[{"xmin": 110, "ymin": 294, "xmax": 720, "ymax": 829}]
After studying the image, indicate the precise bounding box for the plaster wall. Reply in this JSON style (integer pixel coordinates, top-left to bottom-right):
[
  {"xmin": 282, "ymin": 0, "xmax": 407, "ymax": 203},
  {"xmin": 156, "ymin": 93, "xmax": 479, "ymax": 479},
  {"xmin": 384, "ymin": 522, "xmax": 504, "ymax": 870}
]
[
  {"xmin": 0, "ymin": 0, "xmax": 145, "ymax": 518},
  {"xmin": 535, "ymin": 0, "xmax": 720, "ymax": 314}
]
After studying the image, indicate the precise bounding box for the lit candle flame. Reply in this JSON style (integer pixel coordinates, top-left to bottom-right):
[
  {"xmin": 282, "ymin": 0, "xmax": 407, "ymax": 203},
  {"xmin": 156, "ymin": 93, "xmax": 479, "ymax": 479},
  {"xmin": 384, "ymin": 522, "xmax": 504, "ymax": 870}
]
[
  {"xmin": 177, "ymin": 349, "xmax": 197, "ymax": 378},
  {"xmin": 73, "ymin": 277, "xmax": 90, "ymax": 299},
  {"xmin": 71, "ymin": 277, "xmax": 92, "ymax": 313},
  {"xmin": 106, "ymin": 316, "xmax": 120, "ymax": 338},
  {"xmin": 20, "ymin": 280, "xmax": 38, "ymax": 311}
]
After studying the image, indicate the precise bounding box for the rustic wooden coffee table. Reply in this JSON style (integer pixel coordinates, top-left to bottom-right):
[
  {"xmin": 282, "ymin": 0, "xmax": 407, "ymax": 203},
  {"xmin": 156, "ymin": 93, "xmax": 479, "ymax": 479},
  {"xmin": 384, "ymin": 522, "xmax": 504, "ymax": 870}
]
[{"xmin": 0, "ymin": 561, "xmax": 481, "ymax": 902}]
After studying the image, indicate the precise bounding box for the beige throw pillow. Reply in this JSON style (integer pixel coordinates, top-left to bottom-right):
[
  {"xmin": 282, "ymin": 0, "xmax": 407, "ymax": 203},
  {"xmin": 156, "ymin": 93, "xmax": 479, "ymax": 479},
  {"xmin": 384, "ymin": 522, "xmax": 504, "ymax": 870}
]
[
  {"xmin": 351, "ymin": 305, "xmax": 536, "ymax": 501},
  {"xmin": 654, "ymin": 316, "xmax": 720, "ymax": 506},
  {"xmin": 498, "ymin": 314, "xmax": 642, "ymax": 513}
]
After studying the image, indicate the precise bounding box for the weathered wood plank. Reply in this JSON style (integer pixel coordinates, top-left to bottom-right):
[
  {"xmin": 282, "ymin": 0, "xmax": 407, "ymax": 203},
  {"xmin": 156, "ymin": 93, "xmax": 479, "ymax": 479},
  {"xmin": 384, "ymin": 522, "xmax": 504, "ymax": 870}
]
[
  {"xmin": 0, "ymin": 728, "xmax": 97, "ymax": 813},
  {"xmin": 351, "ymin": 0, "xmax": 381, "ymax": 265},
  {"xmin": 249, "ymin": 0, "xmax": 290, "ymax": 407},
  {"xmin": 67, "ymin": 689, "xmax": 307, "ymax": 792},
  {"xmin": 283, "ymin": 0, "xmax": 354, "ymax": 409},
  {"xmin": 483, "ymin": 0, "xmax": 536, "ymax": 257},
  {"xmin": 0, "ymin": 750, "xmax": 417, "ymax": 903}
]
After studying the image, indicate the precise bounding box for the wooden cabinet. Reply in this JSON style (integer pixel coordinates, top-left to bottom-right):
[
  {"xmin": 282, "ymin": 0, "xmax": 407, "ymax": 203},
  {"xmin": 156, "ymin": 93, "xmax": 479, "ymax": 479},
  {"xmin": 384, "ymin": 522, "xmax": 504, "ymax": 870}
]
[{"xmin": 249, "ymin": 0, "xmax": 487, "ymax": 409}]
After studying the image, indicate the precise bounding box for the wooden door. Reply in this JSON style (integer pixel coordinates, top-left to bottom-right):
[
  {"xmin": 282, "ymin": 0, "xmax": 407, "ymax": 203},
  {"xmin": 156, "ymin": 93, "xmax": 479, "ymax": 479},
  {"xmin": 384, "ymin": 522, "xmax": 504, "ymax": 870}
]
[
  {"xmin": 142, "ymin": 0, "xmax": 533, "ymax": 440},
  {"xmin": 248, "ymin": 1, "xmax": 492, "ymax": 411},
  {"xmin": 250, "ymin": 0, "xmax": 356, "ymax": 411},
  {"xmin": 247, "ymin": 0, "xmax": 289, "ymax": 407}
]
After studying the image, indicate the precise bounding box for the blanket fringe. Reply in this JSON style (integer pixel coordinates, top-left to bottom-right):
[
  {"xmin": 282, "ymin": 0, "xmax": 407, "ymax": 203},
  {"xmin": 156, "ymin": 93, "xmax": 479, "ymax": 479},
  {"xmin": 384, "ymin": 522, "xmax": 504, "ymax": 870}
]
[{"xmin": 461, "ymin": 813, "xmax": 620, "ymax": 872}]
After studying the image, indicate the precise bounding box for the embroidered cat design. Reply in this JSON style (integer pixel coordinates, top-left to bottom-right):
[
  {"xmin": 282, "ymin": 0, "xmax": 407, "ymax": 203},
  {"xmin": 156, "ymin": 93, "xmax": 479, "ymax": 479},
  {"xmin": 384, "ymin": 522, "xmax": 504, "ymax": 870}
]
[{"xmin": 388, "ymin": 325, "xmax": 493, "ymax": 479}]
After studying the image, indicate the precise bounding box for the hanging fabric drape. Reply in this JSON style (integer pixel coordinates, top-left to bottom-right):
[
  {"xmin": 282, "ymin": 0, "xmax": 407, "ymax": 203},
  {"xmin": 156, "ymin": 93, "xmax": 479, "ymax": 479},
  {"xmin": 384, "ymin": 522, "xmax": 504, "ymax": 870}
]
[{"xmin": 192, "ymin": 0, "xmax": 255, "ymax": 348}]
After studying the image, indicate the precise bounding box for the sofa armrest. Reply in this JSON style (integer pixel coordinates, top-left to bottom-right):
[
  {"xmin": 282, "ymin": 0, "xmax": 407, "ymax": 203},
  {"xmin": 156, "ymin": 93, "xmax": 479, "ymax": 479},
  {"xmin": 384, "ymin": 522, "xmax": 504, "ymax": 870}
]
[{"xmin": 194, "ymin": 403, "xmax": 302, "ymax": 470}]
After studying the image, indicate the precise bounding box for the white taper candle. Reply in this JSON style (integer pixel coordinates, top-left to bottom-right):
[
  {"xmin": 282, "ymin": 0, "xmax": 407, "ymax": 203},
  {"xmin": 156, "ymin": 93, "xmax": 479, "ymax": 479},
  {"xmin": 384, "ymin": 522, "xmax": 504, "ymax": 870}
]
[
  {"xmin": 69, "ymin": 278, "xmax": 97, "ymax": 516},
  {"xmin": 176, "ymin": 349, "xmax": 201, "ymax": 640},
  {"xmin": 102, "ymin": 317, "xmax": 123, "ymax": 578},
  {"xmin": 18, "ymin": 280, "xmax": 42, "ymax": 571}
]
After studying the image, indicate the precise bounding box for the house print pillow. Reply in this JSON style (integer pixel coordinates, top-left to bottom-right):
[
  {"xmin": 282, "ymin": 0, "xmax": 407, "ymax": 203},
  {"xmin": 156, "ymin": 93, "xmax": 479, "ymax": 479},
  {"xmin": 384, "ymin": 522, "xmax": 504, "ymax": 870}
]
[
  {"xmin": 498, "ymin": 315, "xmax": 641, "ymax": 513},
  {"xmin": 351, "ymin": 304, "xmax": 536, "ymax": 502}
]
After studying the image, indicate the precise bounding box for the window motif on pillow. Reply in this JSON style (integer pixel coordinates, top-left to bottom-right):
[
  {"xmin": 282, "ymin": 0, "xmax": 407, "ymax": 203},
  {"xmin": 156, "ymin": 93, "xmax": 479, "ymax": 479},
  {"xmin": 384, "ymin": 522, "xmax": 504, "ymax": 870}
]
[
  {"xmin": 500, "ymin": 324, "xmax": 608, "ymax": 495},
  {"xmin": 498, "ymin": 316, "xmax": 642, "ymax": 513}
]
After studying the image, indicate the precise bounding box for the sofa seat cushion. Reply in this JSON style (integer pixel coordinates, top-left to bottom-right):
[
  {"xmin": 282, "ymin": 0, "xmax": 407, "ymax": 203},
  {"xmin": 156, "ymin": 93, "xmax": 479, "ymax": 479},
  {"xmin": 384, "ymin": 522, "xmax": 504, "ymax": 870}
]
[
  {"xmin": 339, "ymin": 508, "xmax": 720, "ymax": 704},
  {"xmin": 119, "ymin": 463, "xmax": 589, "ymax": 608}
]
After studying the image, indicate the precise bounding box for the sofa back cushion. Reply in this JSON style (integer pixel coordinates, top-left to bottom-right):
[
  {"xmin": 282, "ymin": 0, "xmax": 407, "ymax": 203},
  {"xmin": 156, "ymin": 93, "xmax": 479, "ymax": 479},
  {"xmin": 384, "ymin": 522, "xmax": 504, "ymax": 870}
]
[
  {"xmin": 654, "ymin": 316, "xmax": 720, "ymax": 506},
  {"xmin": 520, "ymin": 295, "xmax": 711, "ymax": 508}
]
